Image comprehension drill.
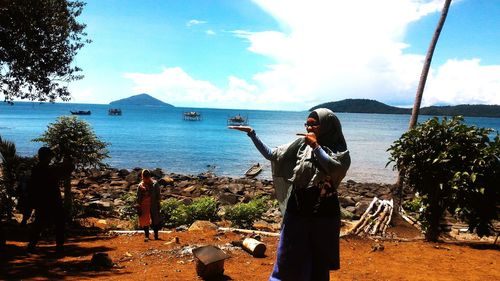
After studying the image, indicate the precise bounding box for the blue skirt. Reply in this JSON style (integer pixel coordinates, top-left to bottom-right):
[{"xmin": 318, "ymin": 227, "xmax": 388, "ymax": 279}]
[{"xmin": 269, "ymin": 213, "xmax": 340, "ymax": 281}]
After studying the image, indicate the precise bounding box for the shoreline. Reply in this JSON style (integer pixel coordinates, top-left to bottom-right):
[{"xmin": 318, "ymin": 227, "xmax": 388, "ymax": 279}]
[{"xmin": 66, "ymin": 166, "xmax": 407, "ymax": 233}]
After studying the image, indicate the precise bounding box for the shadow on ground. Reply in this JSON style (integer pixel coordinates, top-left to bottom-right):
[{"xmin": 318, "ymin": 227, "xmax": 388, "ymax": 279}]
[{"xmin": 0, "ymin": 222, "xmax": 131, "ymax": 280}]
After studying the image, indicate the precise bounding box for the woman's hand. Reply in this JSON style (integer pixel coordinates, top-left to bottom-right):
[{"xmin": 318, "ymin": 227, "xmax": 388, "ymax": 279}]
[
  {"xmin": 302, "ymin": 132, "xmax": 319, "ymax": 149},
  {"xmin": 228, "ymin": 126, "xmax": 253, "ymax": 133}
]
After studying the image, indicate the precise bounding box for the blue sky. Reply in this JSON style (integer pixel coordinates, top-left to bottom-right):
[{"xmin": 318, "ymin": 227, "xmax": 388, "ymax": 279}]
[{"xmin": 68, "ymin": 0, "xmax": 500, "ymax": 110}]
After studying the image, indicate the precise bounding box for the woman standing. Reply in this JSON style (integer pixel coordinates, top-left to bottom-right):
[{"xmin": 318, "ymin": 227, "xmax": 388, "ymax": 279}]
[
  {"xmin": 229, "ymin": 108, "xmax": 350, "ymax": 281},
  {"xmin": 136, "ymin": 169, "xmax": 163, "ymax": 241}
]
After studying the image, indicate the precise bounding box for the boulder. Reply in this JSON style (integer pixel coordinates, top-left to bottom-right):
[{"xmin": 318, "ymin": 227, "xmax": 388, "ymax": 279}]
[{"xmin": 189, "ymin": 220, "xmax": 217, "ymax": 231}]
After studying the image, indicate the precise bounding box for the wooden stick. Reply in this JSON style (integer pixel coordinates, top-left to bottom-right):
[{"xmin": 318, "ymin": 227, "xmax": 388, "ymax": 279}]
[
  {"xmin": 351, "ymin": 197, "xmax": 378, "ymax": 234},
  {"xmin": 218, "ymin": 227, "xmax": 281, "ymax": 237}
]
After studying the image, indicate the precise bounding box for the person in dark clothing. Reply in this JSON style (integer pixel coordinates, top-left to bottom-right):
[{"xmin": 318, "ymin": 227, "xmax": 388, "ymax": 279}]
[
  {"xmin": 27, "ymin": 147, "xmax": 74, "ymax": 254},
  {"xmin": 136, "ymin": 169, "xmax": 164, "ymax": 241},
  {"xmin": 229, "ymin": 108, "xmax": 350, "ymax": 281}
]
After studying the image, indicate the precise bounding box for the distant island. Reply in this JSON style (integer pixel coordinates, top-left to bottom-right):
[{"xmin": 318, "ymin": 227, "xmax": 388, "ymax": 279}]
[
  {"xmin": 109, "ymin": 93, "xmax": 174, "ymax": 107},
  {"xmin": 310, "ymin": 99, "xmax": 500, "ymax": 118}
]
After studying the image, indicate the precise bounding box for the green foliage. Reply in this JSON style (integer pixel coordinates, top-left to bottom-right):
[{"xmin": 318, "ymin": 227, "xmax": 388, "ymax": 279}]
[
  {"xmin": 402, "ymin": 196, "xmax": 424, "ymax": 213},
  {"xmin": 0, "ymin": 136, "xmax": 19, "ymax": 201},
  {"xmin": 224, "ymin": 196, "xmax": 270, "ymax": 229},
  {"xmin": 0, "ymin": 0, "xmax": 90, "ymax": 103},
  {"xmin": 160, "ymin": 198, "xmax": 188, "ymax": 227},
  {"xmin": 186, "ymin": 196, "xmax": 218, "ymax": 222},
  {"xmin": 33, "ymin": 116, "xmax": 109, "ymax": 171},
  {"xmin": 0, "ymin": 136, "xmax": 34, "ymax": 220},
  {"xmin": 120, "ymin": 192, "xmax": 138, "ymax": 219},
  {"xmin": 160, "ymin": 197, "xmax": 218, "ymax": 228},
  {"xmin": 388, "ymin": 116, "xmax": 499, "ymax": 240}
]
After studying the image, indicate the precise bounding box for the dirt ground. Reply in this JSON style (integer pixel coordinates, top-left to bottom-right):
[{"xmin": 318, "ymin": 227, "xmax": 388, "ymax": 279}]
[{"xmin": 1, "ymin": 217, "xmax": 499, "ymax": 281}]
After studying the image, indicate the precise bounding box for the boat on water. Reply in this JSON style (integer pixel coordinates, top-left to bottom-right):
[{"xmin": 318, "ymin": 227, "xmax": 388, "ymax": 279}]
[
  {"xmin": 108, "ymin": 108, "xmax": 122, "ymax": 116},
  {"xmin": 183, "ymin": 111, "xmax": 202, "ymax": 121},
  {"xmin": 227, "ymin": 114, "xmax": 248, "ymax": 126},
  {"xmin": 245, "ymin": 163, "xmax": 262, "ymax": 177},
  {"xmin": 70, "ymin": 110, "xmax": 91, "ymax": 115}
]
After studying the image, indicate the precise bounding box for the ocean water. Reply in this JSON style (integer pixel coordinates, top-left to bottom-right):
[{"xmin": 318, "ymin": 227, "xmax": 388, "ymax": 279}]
[{"xmin": 1, "ymin": 102, "xmax": 499, "ymax": 184}]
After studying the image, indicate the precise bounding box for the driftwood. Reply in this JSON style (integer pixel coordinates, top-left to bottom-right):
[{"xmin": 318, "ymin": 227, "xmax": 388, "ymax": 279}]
[
  {"xmin": 399, "ymin": 207, "xmax": 422, "ymax": 231},
  {"xmin": 218, "ymin": 227, "xmax": 281, "ymax": 237},
  {"xmin": 350, "ymin": 197, "xmax": 394, "ymax": 236}
]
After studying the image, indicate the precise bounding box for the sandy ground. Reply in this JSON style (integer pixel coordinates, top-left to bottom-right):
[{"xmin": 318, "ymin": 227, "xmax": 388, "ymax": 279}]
[{"xmin": 1, "ymin": 217, "xmax": 499, "ymax": 281}]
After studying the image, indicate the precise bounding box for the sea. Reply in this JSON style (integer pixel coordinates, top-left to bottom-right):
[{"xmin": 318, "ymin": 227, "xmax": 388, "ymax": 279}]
[{"xmin": 1, "ymin": 102, "xmax": 499, "ymax": 184}]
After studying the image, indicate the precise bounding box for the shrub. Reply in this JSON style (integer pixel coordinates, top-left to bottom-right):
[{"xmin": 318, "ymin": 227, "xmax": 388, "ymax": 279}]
[
  {"xmin": 160, "ymin": 196, "xmax": 219, "ymax": 228},
  {"xmin": 186, "ymin": 196, "xmax": 218, "ymax": 223},
  {"xmin": 388, "ymin": 116, "xmax": 499, "ymax": 240},
  {"xmin": 224, "ymin": 196, "xmax": 270, "ymax": 229},
  {"xmin": 160, "ymin": 198, "xmax": 189, "ymax": 227}
]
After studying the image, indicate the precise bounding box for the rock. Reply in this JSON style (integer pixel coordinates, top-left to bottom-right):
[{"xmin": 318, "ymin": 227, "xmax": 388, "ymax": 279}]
[
  {"xmin": 227, "ymin": 183, "xmax": 245, "ymax": 195},
  {"xmin": 189, "ymin": 220, "xmax": 218, "ymax": 231},
  {"xmin": 182, "ymin": 185, "xmax": 198, "ymax": 195},
  {"xmin": 177, "ymin": 180, "xmax": 191, "ymax": 188},
  {"xmin": 91, "ymin": 252, "xmax": 113, "ymax": 268},
  {"xmin": 354, "ymin": 201, "xmax": 370, "ymax": 217},
  {"xmin": 340, "ymin": 207, "xmax": 355, "ymax": 220},
  {"xmin": 118, "ymin": 169, "xmax": 130, "ymax": 177},
  {"xmin": 218, "ymin": 193, "xmax": 239, "ymax": 205},
  {"xmin": 94, "ymin": 219, "xmax": 108, "ymax": 229},
  {"xmin": 371, "ymin": 242, "xmax": 385, "ymax": 252},
  {"xmin": 161, "ymin": 176, "xmax": 174, "ymax": 185},
  {"xmin": 125, "ymin": 171, "xmax": 140, "ymax": 184},
  {"xmin": 88, "ymin": 200, "xmax": 112, "ymax": 209},
  {"xmin": 109, "ymin": 180, "xmax": 128, "ymax": 187},
  {"xmin": 339, "ymin": 196, "xmax": 356, "ymax": 207}
]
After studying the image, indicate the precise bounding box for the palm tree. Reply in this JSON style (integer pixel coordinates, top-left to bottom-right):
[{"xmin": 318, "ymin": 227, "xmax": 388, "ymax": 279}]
[
  {"xmin": 408, "ymin": 0, "xmax": 452, "ymax": 129},
  {"xmin": 396, "ymin": 0, "xmax": 453, "ymax": 215}
]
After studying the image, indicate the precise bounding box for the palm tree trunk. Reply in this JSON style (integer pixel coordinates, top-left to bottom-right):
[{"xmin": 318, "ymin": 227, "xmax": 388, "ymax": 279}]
[
  {"xmin": 408, "ymin": 0, "xmax": 452, "ymax": 129},
  {"xmin": 396, "ymin": 0, "xmax": 452, "ymax": 210}
]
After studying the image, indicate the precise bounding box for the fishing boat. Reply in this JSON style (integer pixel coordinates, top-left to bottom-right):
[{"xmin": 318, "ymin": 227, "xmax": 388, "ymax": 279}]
[
  {"xmin": 245, "ymin": 163, "xmax": 262, "ymax": 177},
  {"xmin": 108, "ymin": 108, "xmax": 122, "ymax": 115},
  {"xmin": 227, "ymin": 114, "xmax": 248, "ymax": 126},
  {"xmin": 70, "ymin": 110, "xmax": 91, "ymax": 115},
  {"xmin": 183, "ymin": 111, "xmax": 202, "ymax": 121}
]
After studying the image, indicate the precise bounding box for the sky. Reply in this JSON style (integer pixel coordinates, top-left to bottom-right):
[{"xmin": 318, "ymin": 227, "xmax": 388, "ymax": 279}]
[{"xmin": 67, "ymin": 0, "xmax": 500, "ymax": 111}]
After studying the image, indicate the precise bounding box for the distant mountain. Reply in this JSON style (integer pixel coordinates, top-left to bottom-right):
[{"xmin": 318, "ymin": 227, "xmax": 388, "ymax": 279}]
[
  {"xmin": 109, "ymin": 93, "xmax": 174, "ymax": 107},
  {"xmin": 419, "ymin": 105, "xmax": 500, "ymax": 118},
  {"xmin": 310, "ymin": 99, "xmax": 500, "ymax": 118},
  {"xmin": 311, "ymin": 99, "xmax": 410, "ymax": 114}
]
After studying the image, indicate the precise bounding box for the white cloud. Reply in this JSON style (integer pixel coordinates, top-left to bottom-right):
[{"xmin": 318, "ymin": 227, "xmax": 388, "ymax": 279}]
[
  {"xmin": 186, "ymin": 19, "xmax": 207, "ymax": 27},
  {"xmin": 206, "ymin": 29, "xmax": 216, "ymax": 36},
  {"xmin": 125, "ymin": 0, "xmax": 500, "ymax": 110},
  {"xmin": 423, "ymin": 59, "xmax": 500, "ymax": 105}
]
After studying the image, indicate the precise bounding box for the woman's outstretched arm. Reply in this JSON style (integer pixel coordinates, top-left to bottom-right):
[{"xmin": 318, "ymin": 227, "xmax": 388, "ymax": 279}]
[{"xmin": 228, "ymin": 126, "xmax": 272, "ymax": 160}]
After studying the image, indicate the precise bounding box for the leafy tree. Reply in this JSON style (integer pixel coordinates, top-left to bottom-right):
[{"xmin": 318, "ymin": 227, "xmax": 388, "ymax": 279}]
[
  {"xmin": 33, "ymin": 116, "xmax": 109, "ymax": 171},
  {"xmin": 0, "ymin": 0, "xmax": 90, "ymax": 103},
  {"xmin": 388, "ymin": 116, "xmax": 499, "ymax": 241},
  {"xmin": 33, "ymin": 115, "xmax": 109, "ymax": 216}
]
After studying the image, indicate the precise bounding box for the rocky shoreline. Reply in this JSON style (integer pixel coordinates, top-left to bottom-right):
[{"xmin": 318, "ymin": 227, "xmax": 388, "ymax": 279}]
[{"xmin": 69, "ymin": 167, "xmax": 412, "ymax": 231}]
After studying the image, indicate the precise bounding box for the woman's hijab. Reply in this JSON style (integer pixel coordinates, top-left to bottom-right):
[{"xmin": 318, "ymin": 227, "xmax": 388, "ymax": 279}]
[
  {"xmin": 141, "ymin": 169, "xmax": 153, "ymax": 188},
  {"xmin": 308, "ymin": 108, "xmax": 347, "ymax": 152}
]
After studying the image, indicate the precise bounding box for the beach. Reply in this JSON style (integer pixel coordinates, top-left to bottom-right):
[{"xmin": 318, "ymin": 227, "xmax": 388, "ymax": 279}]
[{"xmin": 1, "ymin": 167, "xmax": 499, "ymax": 280}]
